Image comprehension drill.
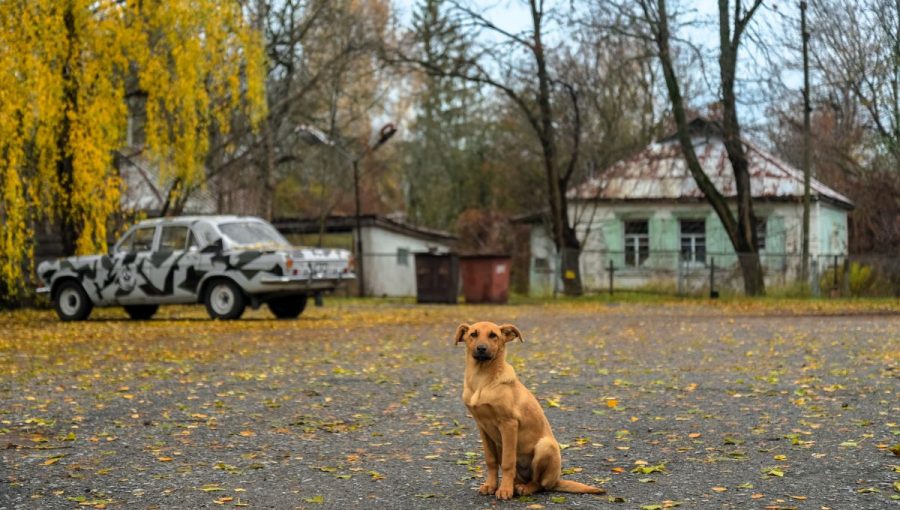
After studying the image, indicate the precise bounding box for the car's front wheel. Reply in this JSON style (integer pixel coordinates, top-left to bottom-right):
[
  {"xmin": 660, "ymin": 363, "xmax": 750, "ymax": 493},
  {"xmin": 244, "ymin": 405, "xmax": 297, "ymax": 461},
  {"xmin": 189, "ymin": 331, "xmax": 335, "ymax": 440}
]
[
  {"xmin": 123, "ymin": 305, "xmax": 159, "ymax": 320},
  {"xmin": 54, "ymin": 281, "xmax": 93, "ymax": 321},
  {"xmin": 204, "ymin": 279, "xmax": 245, "ymax": 320},
  {"xmin": 267, "ymin": 294, "xmax": 308, "ymax": 319}
]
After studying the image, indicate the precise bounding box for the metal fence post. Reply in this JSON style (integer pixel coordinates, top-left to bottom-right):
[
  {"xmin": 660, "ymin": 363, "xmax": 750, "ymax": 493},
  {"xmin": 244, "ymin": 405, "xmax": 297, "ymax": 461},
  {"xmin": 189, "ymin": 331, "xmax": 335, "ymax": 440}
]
[
  {"xmin": 832, "ymin": 255, "xmax": 839, "ymax": 296},
  {"xmin": 810, "ymin": 257, "xmax": 820, "ymax": 297},
  {"xmin": 608, "ymin": 259, "xmax": 614, "ymax": 295}
]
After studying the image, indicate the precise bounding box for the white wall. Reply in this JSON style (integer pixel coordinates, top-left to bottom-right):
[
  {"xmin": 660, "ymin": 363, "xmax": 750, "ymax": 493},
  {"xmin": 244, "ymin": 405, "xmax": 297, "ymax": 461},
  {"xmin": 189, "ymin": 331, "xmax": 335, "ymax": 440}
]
[{"xmin": 360, "ymin": 226, "xmax": 451, "ymax": 297}]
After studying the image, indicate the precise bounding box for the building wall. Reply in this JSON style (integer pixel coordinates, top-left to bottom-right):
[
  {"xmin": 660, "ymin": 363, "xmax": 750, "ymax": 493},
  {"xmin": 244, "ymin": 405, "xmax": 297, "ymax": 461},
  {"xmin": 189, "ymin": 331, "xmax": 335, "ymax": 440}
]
[
  {"xmin": 528, "ymin": 200, "xmax": 850, "ymax": 294},
  {"xmin": 360, "ymin": 227, "xmax": 451, "ymax": 297}
]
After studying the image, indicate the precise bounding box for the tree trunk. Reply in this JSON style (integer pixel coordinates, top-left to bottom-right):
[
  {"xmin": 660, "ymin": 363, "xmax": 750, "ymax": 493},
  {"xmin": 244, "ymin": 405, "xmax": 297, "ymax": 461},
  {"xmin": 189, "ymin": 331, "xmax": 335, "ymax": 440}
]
[
  {"xmin": 718, "ymin": 0, "xmax": 764, "ymax": 296},
  {"xmin": 531, "ymin": 0, "xmax": 582, "ymax": 295},
  {"xmin": 647, "ymin": 0, "xmax": 765, "ymax": 296},
  {"xmin": 56, "ymin": 1, "xmax": 79, "ymax": 256}
]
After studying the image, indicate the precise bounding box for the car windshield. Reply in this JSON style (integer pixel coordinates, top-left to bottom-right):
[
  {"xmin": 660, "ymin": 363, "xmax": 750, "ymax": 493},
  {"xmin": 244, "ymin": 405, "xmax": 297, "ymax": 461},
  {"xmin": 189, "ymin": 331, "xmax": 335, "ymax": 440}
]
[{"xmin": 219, "ymin": 222, "xmax": 290, "ymax": 249}]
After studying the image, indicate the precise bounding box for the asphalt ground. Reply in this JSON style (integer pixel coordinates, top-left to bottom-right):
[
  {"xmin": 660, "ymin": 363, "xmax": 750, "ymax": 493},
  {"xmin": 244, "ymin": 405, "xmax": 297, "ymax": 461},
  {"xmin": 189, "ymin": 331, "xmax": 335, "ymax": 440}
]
[{"xmin": 1, "ymin": 300, "xmax": 898, "ymax": 509}]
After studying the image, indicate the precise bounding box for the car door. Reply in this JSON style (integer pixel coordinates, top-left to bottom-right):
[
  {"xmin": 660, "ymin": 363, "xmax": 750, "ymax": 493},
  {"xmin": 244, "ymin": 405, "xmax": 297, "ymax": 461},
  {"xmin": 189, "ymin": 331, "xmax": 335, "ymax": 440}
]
[
  {"xmin": 116, "ymin": 225, "xmax": 158, "ymax": 304},
  {"xmin": 153, "ymin": 224, "xmax": 200, "ymax": 303}
]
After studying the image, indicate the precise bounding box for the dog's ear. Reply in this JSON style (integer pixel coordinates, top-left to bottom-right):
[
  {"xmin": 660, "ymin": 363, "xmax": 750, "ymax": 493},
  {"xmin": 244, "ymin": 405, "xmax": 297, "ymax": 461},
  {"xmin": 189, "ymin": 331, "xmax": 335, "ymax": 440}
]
[
  {"xmin": 454, "ymin": 323, "xmax": 470, "ymax": 345},
  {"xmin": 499, "ymin": 324, "xmax": 523, "ymax": 343}
]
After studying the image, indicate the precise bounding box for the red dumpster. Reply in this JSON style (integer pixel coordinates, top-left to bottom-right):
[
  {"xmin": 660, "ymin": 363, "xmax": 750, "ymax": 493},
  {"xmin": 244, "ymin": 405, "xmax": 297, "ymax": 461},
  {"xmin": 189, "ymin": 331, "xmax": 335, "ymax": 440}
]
[{"xmin": 460, "ymin": 255, "xmax": 512, "ymax": 304}]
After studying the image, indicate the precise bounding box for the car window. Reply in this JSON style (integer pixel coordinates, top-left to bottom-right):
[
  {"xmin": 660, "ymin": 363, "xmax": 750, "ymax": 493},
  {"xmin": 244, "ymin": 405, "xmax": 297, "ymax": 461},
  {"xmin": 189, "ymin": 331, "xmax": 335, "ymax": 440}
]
[
  {"xmin": 193, "ymin": 222, "xmax": 218, "ymax": 247},
  {"xmin": 219, "ymin": 222, "xmax": 290, "ymax": 248},
  {"xmin": 133, "ymin": 227, "xmax": 156, "ymax": 252},
  {"xmin": 159, "ymin": 226, "xmax": 189, "ymax": 251},
  {"xmin": 116, "ymin": 230, "xmax": 135, "ymax": 253}
]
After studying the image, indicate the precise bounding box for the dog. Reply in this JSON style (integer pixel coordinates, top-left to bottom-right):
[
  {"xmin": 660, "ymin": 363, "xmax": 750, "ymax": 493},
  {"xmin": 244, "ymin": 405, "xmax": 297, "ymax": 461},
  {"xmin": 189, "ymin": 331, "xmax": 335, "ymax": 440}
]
[{"xmin": 455, "ymin": 321, "xmax": 604, "ymax": 500}]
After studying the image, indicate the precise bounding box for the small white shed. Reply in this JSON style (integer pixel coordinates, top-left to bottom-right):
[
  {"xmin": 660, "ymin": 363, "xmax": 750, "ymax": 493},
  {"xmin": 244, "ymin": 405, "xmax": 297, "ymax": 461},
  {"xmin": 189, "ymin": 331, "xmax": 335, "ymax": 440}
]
[{"xmin": 274, "ymin": 215, "xmax": 456, "ymax": 297}]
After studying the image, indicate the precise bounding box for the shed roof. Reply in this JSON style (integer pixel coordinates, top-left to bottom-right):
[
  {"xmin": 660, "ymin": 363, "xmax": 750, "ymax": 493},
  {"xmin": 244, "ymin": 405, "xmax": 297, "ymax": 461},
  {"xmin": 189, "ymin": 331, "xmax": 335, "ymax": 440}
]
[
  {"xmin": 273, "ymin": 215, "xmax": 457, "ymax": 243},
  {"xmin": 569, "ymin": 118, "xmax": 853, "ymax": 210}
]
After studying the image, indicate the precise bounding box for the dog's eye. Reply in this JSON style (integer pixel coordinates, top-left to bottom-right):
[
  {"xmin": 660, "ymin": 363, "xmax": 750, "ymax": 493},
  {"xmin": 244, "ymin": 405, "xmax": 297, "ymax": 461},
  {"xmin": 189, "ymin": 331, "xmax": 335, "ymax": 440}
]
[
  {"xmin": 470, "ymin": 331, "xmax": 477, "ymax": 338},
  {"xmin": 488, "ymin": 332, "xmax": 498, "ymax": 339}
]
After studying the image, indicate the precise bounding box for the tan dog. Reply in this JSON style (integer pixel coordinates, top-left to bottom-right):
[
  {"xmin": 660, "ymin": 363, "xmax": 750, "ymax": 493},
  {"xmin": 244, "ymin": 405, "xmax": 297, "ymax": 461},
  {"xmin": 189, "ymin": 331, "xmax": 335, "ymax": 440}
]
[{"xmin": 456, "ymin": 321, "xmax": 604, "ymax": 500}]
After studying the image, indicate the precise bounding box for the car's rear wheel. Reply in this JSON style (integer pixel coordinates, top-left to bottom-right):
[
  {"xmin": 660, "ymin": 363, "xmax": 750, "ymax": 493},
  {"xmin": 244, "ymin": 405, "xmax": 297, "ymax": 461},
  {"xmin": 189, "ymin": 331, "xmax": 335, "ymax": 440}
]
[
  {"xmin": 123, "ymin": 304, "xmax": 159, "ymax": 320},
  {"xmin": 54, "ymin": 281, "xmax": 93, "ymax": 321},
  {"xmin": 267, "ymin": 294, "xmax": 308, "ymax": 319},
  {"xmin": 204, "ymin": 279, "xmax": 245, "ymax": 320}
]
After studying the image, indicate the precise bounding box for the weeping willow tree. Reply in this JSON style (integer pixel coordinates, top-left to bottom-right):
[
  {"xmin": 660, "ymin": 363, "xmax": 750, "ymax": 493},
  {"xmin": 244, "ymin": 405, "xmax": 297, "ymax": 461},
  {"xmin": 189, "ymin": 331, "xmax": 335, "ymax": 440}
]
[{"xmin": 0, "ymin": 0, "xmax": 266, "ymax": 300}]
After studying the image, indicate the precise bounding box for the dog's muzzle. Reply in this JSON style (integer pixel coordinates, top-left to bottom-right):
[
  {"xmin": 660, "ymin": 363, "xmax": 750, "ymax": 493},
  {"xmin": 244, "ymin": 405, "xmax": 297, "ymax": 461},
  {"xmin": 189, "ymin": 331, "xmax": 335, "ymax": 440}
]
[{"xmin": 473, "ymin": 345, "xmax": 492, "ymax": 361}]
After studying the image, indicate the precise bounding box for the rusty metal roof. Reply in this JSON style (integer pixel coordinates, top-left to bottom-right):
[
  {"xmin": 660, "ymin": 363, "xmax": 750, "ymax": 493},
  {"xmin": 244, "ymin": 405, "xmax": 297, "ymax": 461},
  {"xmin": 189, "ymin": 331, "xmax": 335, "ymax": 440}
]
[{"xmin": 569, "ymin": 123, "xmax": 853, "ymax": 209}]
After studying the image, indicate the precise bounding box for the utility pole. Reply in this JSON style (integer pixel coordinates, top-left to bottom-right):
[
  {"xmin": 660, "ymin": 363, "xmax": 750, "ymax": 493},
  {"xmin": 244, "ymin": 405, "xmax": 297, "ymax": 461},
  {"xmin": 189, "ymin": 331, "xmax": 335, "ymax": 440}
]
[
  {"xmin": 352, "ymin": 158, "xmax": 365, "ymax": 297},
  {"xmin": 800, "ymin": 1, "xmax": 812, "ymax": 291}
]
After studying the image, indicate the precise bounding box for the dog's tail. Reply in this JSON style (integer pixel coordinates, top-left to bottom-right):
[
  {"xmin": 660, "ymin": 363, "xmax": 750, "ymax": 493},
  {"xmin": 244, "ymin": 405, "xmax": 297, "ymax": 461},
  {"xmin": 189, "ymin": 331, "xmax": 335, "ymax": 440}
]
[{"xmin": 553, "ymin": 479, "xmax": 606, "ymax": 494}]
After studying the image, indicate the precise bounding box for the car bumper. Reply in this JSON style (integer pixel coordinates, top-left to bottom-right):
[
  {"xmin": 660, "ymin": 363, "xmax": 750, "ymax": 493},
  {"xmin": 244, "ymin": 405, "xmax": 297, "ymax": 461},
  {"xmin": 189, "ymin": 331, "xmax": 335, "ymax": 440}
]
[{"xmin": 260, "ymin": 273, "xmax": 355, "ymax": 290}]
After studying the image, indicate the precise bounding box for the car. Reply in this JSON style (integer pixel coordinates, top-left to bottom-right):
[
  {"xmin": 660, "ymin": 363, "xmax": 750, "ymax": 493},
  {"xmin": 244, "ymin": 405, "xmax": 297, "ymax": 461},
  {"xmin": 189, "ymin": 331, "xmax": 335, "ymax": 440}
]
[{"xmin": 36, "ymin": 215, "xmax": 354, "ymax": 321}]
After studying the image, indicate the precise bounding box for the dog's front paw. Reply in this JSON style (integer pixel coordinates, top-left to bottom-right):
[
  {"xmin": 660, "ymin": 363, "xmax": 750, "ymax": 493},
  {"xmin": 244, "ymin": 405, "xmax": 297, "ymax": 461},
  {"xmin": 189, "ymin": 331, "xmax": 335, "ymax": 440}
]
[
  {"xmin": 495, "ymin": 485, "xmax": 514, "ymax": 500},
  {"xmin": 515, "ymin": 483, "xmax": 537, "ymax": 496},
  {"xmin": 478, "ymin": 482, "xmax": 497, "ymax": 495}
]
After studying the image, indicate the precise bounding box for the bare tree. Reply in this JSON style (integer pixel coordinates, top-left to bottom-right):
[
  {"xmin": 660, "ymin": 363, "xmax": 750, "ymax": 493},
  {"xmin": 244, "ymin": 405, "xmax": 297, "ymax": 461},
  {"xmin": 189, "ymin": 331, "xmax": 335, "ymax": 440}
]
[
  {"xmin": 391, "ymin": 0, "xmax": 587, "ymax": 295},
  {"xmin": 769, "ymin": 0, "xmax": 900, "ymax": 253},
  {"xmin": 606, "ymin": 0, "xmax": 767, "ymax": 295}
]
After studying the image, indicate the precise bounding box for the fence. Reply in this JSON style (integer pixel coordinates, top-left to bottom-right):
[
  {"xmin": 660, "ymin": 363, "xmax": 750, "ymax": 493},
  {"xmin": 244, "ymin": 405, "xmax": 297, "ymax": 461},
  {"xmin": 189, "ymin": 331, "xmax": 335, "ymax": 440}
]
[{"xmin": 531, "ymin": 250, "xmax": 900, "ymax": 298}]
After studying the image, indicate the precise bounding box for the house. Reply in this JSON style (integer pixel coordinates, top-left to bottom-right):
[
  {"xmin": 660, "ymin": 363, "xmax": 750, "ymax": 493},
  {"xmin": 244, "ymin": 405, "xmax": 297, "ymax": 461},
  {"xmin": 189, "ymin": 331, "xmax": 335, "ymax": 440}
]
[
  {"xmin": 528, "ymin": 118, "xmax": 854, "ymax": 295},
  {"xmin": 273, "ymin": 215, "xmax": 456, "ymax": 297}
]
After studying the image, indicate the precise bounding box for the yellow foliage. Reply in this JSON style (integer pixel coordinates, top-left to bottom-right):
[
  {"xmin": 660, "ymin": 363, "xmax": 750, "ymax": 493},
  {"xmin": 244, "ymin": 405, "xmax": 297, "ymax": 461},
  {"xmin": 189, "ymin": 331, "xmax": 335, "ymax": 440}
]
[{"xmin": 0, "ymin": 0, "xmax": 266, "ymax": 298}]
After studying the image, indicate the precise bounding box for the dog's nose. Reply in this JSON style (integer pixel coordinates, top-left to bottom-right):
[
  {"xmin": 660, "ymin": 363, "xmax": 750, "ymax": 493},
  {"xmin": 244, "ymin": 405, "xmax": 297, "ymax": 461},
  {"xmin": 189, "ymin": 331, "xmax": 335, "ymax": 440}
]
[{"xmin": 476, "ymin": 344, "xmax": 488, "ymax": 354}]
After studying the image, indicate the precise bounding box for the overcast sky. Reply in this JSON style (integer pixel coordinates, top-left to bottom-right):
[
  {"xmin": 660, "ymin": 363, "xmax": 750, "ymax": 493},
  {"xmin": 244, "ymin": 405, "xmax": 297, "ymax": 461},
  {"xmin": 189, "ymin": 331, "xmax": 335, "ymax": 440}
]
[{"xmin": 391, "ymin": 0, "xmax": 802, "ymax": 136}]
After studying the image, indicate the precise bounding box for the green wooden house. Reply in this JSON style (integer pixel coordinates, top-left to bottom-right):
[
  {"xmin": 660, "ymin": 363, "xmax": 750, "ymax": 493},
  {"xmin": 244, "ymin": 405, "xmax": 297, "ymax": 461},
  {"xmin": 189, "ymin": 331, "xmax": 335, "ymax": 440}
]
[{"xmin": 528, "ymin": 119, "xmax": 854, "ymax": 294}]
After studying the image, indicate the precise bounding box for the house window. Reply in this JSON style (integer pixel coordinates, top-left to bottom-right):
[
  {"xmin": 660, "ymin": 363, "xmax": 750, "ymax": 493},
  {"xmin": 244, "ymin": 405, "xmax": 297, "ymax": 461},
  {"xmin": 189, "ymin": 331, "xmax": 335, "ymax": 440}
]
[
  {"xmin": 624, "ymin": 220, "xmax": 649, "ymax": 267},
  {"xmin": 755, "ymin": 218, "xmax": 766, "ymax": 251},
  {"xmin": 680, "ymin": 219, "xmax": 706, "ymax": 264},
  {"xmin": 397, "ymin": 248, "xmax": 410, "ymax": 266}
]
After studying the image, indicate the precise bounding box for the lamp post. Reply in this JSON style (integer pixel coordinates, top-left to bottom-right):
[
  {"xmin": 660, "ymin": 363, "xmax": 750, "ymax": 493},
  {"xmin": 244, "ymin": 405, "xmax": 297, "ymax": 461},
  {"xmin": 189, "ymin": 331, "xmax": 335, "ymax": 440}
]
[{"xmin": 296, "ymin": 123, "xmax": 396, "ymax": 297}]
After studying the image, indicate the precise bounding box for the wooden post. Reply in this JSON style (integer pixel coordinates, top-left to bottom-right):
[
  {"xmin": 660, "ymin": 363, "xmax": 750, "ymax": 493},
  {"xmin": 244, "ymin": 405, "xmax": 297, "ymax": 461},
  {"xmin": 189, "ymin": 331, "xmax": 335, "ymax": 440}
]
[
  {"xmin": 800, "ymin": 0, "xmax": 812, "ymax": 291},
  {"xmin": 710, "ymin": 257, "xmax": 719, "ymax": 299}
]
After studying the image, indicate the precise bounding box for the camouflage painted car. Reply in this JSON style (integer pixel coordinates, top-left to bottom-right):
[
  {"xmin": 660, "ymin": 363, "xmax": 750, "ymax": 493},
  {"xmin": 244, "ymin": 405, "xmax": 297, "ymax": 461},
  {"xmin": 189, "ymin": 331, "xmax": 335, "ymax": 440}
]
[{"xmin": 36, "ymin": 216, "xmax": 354, "ymax": 321}]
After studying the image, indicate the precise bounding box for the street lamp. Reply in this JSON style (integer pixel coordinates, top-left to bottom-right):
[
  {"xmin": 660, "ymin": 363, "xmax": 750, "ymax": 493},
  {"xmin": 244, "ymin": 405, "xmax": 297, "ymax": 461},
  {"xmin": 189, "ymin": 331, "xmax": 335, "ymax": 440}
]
[{"xmin": 295, "ymin": 123, "xmax": 397, "ymax": 297}]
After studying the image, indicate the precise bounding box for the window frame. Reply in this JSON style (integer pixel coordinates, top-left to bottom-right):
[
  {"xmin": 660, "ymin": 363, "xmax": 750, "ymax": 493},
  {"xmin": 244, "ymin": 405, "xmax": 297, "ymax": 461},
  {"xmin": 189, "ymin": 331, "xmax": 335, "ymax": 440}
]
[
  {"xmin": 623, "ymin": 220, "xmax": 650, "ymax": 268},
  {"xmin": 679, "ymin": 219, "xmax": 706, "ymax": 266},
  {"xmin": 755, "ymin": 218, "xmax": 767, "ymax": 251},
  {"xmin": 397, "ymin": 247, "xmax": 410, "ymax": 267}
]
